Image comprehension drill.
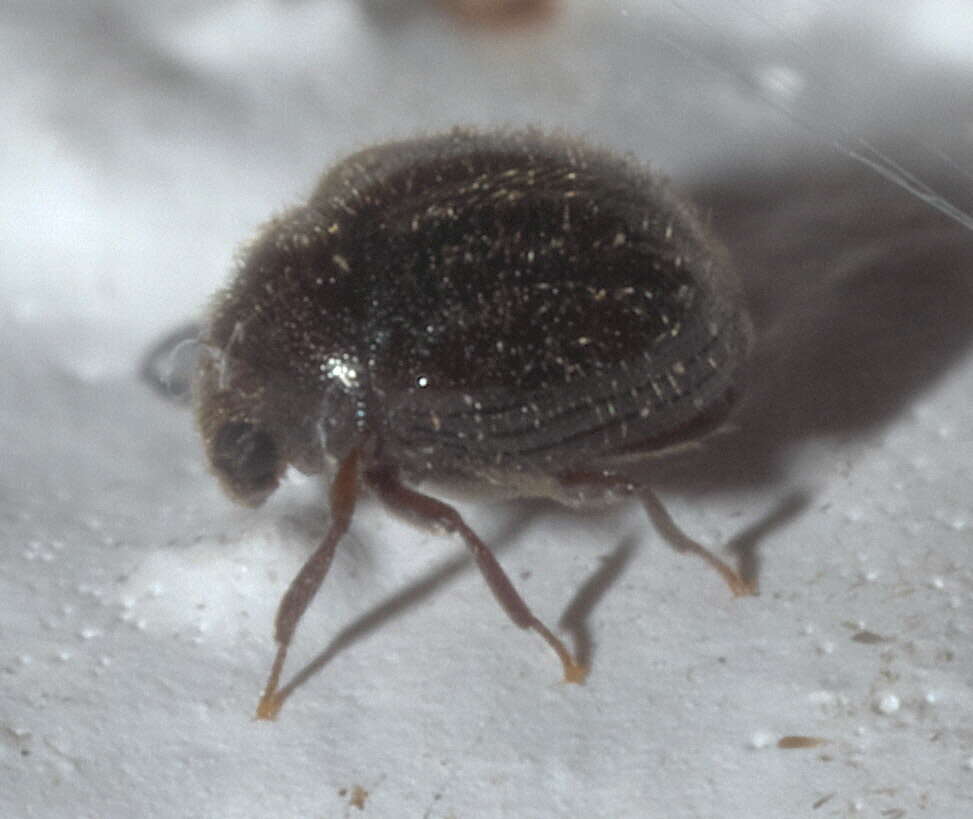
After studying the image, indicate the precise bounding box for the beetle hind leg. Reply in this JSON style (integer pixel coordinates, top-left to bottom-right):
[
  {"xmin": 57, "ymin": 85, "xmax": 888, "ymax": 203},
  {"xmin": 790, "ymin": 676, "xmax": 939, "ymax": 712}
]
[
  {"xmin": 558, "ymin": 470, "xmax": 756, "ymax": 597},
  {"xmin": 639, "ymin": 486, "xmax": 755, "ymax": 596}
]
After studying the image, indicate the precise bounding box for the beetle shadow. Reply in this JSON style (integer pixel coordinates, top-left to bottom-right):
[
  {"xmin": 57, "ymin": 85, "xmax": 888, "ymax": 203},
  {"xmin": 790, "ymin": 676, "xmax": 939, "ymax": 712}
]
[
  {"xmin": 650, "ymin": 147, "xmax": 973, "ymax": 495},
  {"xmin": 556, "ymin": 536, "xmax": 637, "ymax": 671},
  {"xmin": 724, "ymin": 489, "xmax": 811, "ymax": 590},
  {"xmin": 139, "ymin": 320, "xmax": 200, "ymax": 404}
]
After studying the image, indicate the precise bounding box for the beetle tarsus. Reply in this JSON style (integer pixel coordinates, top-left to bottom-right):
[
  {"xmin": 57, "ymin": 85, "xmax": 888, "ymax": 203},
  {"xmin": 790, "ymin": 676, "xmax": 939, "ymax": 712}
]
[
  {"xmin": 530, "ymin": 618, "xmax": 588, "ymax": 683},
  {"xmin": 255, "ymin": 645, "xmax": 288, "ymax": 720},
  {"xmin": 256, "ymin": 691, "xmax": 283, "ymax": 721}
]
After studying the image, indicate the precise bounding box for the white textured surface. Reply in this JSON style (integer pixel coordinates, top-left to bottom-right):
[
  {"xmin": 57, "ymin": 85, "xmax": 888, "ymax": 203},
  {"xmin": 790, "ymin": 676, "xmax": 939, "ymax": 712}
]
[{"xmin": 3, "ymin": 2, "xmax": 973, "ymax": 817}]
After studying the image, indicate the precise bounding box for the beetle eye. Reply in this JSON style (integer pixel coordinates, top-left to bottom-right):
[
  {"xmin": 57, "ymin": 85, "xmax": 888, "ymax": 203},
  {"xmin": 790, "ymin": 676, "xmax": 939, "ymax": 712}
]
[{"xmin": 211, "ymin": 421, "xmax": 280, "ymax": 499}]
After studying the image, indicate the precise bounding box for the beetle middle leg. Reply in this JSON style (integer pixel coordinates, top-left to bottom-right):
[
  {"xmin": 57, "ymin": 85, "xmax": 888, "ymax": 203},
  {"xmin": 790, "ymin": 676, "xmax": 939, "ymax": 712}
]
[
  {"xmin": 365, "ymin": 465, "xmax": 587, "ymax": 684},
  {"xmin": 558, "ymin": 471, "xmax": 756, "ymax": 597}
]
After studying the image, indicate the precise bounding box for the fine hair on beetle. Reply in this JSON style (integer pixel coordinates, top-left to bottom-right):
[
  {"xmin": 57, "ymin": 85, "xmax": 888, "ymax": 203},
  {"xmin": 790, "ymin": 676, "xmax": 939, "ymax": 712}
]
[{"xmin": 193, "ymin": 126, "xmax": 754, "ymax": 719}]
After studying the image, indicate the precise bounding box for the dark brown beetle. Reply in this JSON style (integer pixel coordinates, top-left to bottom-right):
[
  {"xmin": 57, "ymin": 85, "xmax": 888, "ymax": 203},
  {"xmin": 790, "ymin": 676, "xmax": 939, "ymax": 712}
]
[{"xmin": 194, "ymin": 127, "xmax": 753, "ymax": 719}]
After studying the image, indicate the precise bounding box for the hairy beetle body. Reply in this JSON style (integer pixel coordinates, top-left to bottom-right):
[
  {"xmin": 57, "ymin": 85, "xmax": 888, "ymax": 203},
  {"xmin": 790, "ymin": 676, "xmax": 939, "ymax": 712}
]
[
  {"xmin": 196, "ymin": 128, "xmax": 750, "ymax": 504},
  {"xmin": 193, "ymin": 128, "xmax": 753, "ymax": 718}
]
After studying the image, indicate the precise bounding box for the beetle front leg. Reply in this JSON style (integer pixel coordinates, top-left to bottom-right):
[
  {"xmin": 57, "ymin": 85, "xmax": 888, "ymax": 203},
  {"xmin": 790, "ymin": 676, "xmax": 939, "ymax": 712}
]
[{"xmin": 256, "ymin": 449, "xmax": 362, "ymax": 720}]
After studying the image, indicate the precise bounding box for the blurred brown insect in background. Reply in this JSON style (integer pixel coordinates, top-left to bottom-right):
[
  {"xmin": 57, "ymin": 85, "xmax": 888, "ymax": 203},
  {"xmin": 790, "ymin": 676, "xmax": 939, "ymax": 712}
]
[{"xmin": 438, "ymin": 0, "xmax": 556, "ymax": 28}]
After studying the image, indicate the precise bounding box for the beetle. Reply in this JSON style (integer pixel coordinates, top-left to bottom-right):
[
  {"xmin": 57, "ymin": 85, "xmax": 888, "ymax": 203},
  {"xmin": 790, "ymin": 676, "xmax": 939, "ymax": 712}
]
[{"xmin": 193, "ymin": 127, "xmax": 753, "ymax": 719}]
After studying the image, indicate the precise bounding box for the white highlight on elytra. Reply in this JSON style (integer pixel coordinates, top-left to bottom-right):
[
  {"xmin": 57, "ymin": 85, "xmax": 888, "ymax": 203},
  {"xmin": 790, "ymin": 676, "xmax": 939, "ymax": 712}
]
[{"xmin": 322, "ymin": 355, "xmax": 359, "ymax": 388}]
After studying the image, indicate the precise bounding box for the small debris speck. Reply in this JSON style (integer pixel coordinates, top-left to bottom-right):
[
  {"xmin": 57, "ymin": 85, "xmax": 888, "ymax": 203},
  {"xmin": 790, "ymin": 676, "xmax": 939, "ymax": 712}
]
[
  {"xmin": 778, "ymin": 735, "xmax": 827, "ymax": 749},
  {"xmin": 851, "ymin": 629, "xmax": 888, "ymax": 644},
  {"xmin": 812, "ymin": 793, "xmax": 836, "ymax": 810},
  {"xmin": 348, "ymin": 785, "xmax": 368, "ymax": 810}
]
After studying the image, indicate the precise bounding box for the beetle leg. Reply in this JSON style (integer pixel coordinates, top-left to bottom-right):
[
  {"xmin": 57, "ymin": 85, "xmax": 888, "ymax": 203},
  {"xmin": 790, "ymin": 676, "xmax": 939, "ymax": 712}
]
[
  {"xmin": 365, "ymin": 466, "xmax": 587, "ymax": 684},
  {"xmin": 256, "ymin": 448, "xmax": 361, "ymax": 720},
  {"xmin": 558, "ymin": 471, "xmax": 756, "ymax": 597},
  {"xmin": 639, "ymin": 486, "xmax": 755, "ymax": 596}
]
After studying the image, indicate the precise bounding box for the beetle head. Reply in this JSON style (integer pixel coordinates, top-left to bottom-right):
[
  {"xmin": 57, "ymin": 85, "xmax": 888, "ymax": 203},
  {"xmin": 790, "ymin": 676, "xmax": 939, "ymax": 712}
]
[{"xmin": 193, "ymin": 344, "xmax": 287, "ymax": 507}]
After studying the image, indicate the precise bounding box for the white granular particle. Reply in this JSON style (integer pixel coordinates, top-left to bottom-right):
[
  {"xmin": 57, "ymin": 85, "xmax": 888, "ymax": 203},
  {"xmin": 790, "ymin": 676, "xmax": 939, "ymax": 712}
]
[
  {"xmin": 874, "ymin": 693, "xmax": 900, "ymax": 714},
  {"xmin": 808, "ymin": 690, "xmax": 836, "ymax": 706},
  {"xmin": 749, "ymin": 731, "xmax": 775, "ymax": 749}
]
